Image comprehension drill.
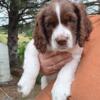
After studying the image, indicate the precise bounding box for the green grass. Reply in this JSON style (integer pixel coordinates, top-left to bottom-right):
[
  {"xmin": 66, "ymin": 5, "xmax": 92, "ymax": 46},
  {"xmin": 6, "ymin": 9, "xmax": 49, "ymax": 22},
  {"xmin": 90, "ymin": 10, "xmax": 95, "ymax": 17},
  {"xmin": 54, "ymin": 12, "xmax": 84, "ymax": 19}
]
[{"xmin": 0, "ymin": 33, "xmax": 7, "ymax": 44}]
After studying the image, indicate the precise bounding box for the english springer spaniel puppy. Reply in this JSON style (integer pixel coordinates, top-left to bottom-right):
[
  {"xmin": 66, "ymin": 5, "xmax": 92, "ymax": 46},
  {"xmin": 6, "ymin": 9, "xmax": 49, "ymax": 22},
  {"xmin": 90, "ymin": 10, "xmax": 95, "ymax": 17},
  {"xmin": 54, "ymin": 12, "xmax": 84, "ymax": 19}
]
[{"xmin": 18, "ymin": 0, "xmax": 92, "ymax": 100}]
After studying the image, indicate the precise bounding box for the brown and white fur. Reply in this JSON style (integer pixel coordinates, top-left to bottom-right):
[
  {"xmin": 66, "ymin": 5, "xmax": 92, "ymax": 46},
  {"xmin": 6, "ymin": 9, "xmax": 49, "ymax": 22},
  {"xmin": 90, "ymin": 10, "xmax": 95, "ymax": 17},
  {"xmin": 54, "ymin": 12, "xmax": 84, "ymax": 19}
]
[{"xmin": 18, "ymin": 0, "xmax": 92, "ymax": 100}]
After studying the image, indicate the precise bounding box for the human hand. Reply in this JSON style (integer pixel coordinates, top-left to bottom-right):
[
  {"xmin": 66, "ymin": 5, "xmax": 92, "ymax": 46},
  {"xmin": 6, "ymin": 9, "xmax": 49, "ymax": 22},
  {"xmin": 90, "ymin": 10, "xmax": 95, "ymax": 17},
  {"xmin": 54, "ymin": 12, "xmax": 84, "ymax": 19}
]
[{"xmin": 39, "ymin": 51, "xmax": 72, "ymax": 75}]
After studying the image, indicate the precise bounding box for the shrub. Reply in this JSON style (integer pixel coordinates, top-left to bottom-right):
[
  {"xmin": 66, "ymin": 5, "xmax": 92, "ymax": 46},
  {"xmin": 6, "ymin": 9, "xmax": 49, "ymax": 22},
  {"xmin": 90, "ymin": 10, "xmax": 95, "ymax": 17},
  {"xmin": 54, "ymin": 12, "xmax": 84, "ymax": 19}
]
[{"xmin": 18, "ymin": 41, "xmax": 28, "ymax": 65}]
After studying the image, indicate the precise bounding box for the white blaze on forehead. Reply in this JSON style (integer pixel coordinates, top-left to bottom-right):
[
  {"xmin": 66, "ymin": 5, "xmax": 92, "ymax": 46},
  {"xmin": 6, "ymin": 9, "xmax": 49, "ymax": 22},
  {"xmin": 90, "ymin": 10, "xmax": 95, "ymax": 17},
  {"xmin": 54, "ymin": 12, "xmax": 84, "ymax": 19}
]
[{"xmin": 55, "ymin": 3, "xmax": 61, "ymax": 23}]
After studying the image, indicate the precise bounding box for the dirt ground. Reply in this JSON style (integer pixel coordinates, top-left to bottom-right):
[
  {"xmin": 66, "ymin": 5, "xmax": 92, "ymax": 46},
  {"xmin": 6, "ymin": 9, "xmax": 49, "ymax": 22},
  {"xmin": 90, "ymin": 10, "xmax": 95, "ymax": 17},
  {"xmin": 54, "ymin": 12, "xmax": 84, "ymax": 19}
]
[{"xmin": 0, "ymin": 76, "xmax": 40, "ymax": 100}]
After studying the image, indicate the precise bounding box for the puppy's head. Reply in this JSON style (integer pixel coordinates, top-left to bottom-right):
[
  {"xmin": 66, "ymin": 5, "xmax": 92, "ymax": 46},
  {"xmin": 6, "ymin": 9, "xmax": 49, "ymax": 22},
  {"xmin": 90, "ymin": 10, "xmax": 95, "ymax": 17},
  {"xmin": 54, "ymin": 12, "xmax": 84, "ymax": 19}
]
[{"xmin": 34, "ymin": 0, "xmax": 92, "ymax": 53}]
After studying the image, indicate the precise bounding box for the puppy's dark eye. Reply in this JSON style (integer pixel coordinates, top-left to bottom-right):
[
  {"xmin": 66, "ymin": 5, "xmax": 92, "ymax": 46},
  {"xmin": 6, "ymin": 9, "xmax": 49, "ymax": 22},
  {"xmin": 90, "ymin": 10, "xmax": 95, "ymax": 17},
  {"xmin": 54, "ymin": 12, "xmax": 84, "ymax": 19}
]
[
  {"xmin": 63, "ymin": 13, "xmax": 77, "ymax": 25},
  {"xmin": 69, "ymin": 18, "xmax": 77, "ymax": 23},
  {"xmin": 45, "ymin": 21, "xmax": 56, "ymax": 29}
]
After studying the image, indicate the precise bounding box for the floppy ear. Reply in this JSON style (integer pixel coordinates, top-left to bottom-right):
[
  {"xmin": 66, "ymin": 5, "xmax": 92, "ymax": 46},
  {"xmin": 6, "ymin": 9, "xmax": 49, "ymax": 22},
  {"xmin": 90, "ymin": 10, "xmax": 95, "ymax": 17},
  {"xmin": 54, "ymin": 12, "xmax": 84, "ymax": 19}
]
[
  {"xmin": 33, "ymin": 11, "xmax": 47, "ymax": 53},
  {"xmin": 74, "ymin": 4, "xmax": 92, "ymax": 47}
]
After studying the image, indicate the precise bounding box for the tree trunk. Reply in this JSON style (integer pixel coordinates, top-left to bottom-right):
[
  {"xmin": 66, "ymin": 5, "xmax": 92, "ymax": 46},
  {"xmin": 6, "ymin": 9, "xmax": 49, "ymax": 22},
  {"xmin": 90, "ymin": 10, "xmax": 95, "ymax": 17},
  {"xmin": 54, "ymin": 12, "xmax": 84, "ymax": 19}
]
[{"xmin": 7, "ymin": 1, "xmax": 19, "ymax": 68}]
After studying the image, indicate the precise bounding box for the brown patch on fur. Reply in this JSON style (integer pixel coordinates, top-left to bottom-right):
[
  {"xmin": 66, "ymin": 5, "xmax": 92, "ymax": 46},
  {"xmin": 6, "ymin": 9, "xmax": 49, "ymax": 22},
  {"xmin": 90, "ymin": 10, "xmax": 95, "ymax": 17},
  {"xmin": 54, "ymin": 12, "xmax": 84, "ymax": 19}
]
[
  {"xmin": 74, "ymin": 4, "xmax": 92, "ymax": 47},
  {"xmin": 33, "ymin": 9, "xmax": 47, "ymax": 53},
  {"xmin": 60, "ymin": 2, "xmax": 78, "ymax": 43},
  {"xmin": 33, "ymin": 2, "xmax": 58, "ymax": 53}
]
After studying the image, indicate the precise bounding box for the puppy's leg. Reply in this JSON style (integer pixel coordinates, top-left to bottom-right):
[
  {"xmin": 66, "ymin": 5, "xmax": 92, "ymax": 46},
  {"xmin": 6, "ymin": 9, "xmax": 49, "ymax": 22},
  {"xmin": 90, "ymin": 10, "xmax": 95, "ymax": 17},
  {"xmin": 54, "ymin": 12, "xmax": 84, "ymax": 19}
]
[
  {"xmin": 18, "ymin": 39, "xmax": 40, "ymax": 97},
  {"xmin": 52, "ymin": 47, "xmax": 83, "ymax": 100},
  {"xmin": 41, "ymin": 74, "xmax": 57, "ymax": 90},
  {"xmin": 41, "ymin": 76, "xmax": 48, "ymax": 90}
]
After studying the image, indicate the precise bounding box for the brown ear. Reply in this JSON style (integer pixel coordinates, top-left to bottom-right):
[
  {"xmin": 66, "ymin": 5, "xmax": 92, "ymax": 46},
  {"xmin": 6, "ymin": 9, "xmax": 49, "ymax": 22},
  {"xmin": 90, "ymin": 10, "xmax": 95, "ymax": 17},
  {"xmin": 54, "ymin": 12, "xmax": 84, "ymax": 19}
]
[
  {"xmin": 33, "ymin": 10, "xmax": 47, "ymax": 53},
  {"xmin": 74, "ymin": 4, "xmax": 92, "ymax": 47}
]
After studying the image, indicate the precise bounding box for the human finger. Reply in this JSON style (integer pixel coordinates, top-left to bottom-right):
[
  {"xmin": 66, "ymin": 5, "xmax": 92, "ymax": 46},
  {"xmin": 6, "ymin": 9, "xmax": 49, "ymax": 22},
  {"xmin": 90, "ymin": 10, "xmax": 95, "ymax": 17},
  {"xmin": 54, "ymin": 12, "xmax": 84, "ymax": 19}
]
[{"xmin": 44, "ymin": 53, "xmax": 72, "ymax": 66}]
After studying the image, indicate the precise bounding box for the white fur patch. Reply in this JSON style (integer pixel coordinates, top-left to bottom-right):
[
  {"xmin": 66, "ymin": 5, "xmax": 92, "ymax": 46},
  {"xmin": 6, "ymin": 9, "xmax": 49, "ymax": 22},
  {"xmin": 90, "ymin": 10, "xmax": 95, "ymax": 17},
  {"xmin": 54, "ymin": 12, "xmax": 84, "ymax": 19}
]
[{"xmin": 55, "ymin": 3, "xmax": 61, "ymax": 23}]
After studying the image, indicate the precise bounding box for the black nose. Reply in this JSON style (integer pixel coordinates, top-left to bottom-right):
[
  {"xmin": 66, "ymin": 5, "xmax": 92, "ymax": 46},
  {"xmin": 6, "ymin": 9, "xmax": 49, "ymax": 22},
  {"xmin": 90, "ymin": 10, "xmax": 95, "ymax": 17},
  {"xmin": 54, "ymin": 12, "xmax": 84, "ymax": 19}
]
[{"xmin": 56, "ymin": 36, "xmax": 68, "ymax": 46}]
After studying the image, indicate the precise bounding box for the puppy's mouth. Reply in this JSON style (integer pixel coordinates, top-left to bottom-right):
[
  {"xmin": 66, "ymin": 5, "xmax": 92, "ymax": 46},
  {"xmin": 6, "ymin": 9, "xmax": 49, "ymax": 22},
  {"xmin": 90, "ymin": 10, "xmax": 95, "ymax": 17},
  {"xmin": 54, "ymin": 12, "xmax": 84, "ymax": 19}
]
[
  {"xmin": 58, "ymin": 45, "xmax": 67, "ymax": 49},
  {"xmin": 56, "ymin": 45, "xmax": 69, "ymax": 51}
]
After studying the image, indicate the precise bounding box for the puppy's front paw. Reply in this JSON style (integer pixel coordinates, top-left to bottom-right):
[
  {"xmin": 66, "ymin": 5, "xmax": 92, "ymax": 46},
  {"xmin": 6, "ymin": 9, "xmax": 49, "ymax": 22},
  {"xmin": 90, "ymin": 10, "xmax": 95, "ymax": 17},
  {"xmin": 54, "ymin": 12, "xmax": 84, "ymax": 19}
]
[
  {"xmin": 51, "ymin": 83, "xmax": 71, "ymax": 100},
  {"xmin": 17, "ymin": 79, "xmax": 35, "ymax": 97}
]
